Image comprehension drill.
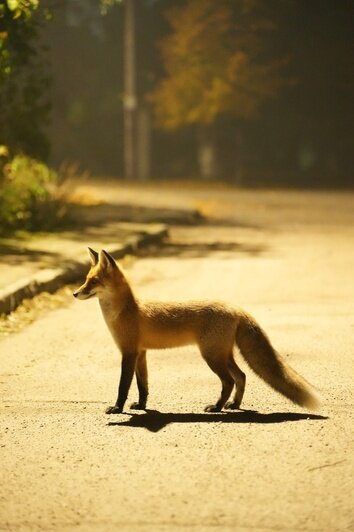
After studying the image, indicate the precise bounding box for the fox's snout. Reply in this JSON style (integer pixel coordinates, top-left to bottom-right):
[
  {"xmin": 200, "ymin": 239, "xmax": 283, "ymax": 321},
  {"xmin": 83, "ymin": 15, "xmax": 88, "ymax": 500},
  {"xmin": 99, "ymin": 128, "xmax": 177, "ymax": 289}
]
[
  {"xmin": 73, "ymin": 285, "xmax": 95, "ymax": 300},
  {"xmin": 73, "ymin": 287, "xmax": 84, "ymax": 299}
]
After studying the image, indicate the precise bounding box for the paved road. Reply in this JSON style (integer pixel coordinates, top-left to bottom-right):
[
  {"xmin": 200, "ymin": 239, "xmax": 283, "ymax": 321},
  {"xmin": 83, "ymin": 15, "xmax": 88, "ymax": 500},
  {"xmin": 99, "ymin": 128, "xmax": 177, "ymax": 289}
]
[{"xmin": 1, "ymin": 187, "xmax": 353, "ymax": 531}]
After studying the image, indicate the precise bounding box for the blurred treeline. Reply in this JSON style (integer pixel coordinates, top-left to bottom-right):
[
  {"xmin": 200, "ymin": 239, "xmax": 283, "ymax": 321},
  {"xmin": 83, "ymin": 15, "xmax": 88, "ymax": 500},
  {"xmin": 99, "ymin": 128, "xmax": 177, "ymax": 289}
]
[{"xmin": 2, "ymin": 0, "xmax": 354, "ymax": 187}]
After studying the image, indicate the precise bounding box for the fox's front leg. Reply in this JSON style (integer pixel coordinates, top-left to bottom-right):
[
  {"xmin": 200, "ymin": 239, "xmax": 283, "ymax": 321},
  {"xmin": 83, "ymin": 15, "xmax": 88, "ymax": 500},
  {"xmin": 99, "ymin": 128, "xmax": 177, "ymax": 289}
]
[
  {"xmin": 131, "ymin": 350, "xmax": 148, "ymax": 410},
  {"xmin": 106, "ymin": 352, "xmax": 137, "ymax": 414}
]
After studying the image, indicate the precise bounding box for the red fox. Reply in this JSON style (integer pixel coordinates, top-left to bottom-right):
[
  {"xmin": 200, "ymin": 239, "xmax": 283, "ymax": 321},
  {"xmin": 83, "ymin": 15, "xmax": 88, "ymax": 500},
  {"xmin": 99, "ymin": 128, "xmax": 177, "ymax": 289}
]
[{"xmin": 73, "ymin": 248, "xmax": 320, "ymax": 414}]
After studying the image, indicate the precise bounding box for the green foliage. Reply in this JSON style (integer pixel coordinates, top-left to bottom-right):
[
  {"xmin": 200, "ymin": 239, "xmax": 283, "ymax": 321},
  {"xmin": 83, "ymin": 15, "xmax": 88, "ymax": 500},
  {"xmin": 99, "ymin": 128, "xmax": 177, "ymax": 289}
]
[
  {"xmin": 0, "ymin": 0, "xmax": 50, "ymax": 159},
  {"xmin": 0, "ymin": 153, "xmax": 59, "ymax": 232},
  {"xmin": 99, "ymin": 0, "xmax": 123, "ymax": 16},
  {"xmin": 1, "ymin": 1, "xmax": 39, "ymax": 20}
]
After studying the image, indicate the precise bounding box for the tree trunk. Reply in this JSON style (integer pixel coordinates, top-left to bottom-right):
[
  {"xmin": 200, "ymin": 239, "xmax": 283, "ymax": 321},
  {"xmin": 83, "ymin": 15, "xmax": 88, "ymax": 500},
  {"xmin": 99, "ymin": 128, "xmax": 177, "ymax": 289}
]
[
  {"xmin": 233, "ymin": 130, "xmax": 244, "ymax": 185},
  {"xmin": 197, "ymin": 125, "xmax": 218, "ymax": 180}
]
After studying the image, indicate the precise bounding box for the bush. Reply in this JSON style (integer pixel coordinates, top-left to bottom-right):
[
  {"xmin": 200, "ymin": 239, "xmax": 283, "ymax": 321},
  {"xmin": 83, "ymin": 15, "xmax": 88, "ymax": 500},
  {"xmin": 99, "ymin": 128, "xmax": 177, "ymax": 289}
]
[{"xmin": 0, "ymin": 152, "xmax": 64, "ymax": 233}]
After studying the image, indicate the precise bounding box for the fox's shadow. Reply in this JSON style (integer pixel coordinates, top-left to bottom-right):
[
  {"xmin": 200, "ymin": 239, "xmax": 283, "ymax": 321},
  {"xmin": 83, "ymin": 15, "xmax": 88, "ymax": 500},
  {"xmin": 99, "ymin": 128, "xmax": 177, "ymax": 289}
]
[{"xmin": 107, "ymin": 409, "xmax": 327, "ymax": 433}]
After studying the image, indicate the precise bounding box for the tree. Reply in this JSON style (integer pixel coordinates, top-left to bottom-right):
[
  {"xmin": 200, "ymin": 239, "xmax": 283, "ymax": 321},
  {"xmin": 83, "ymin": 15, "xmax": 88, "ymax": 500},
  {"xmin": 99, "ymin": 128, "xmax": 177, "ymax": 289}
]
[
  {"xmin": 0, "ymin": 0, "xmax": 50, "ymax": 159},
  {"xmin": 149, "ymin": 0, "xmax": 288, "ymax": 179}
]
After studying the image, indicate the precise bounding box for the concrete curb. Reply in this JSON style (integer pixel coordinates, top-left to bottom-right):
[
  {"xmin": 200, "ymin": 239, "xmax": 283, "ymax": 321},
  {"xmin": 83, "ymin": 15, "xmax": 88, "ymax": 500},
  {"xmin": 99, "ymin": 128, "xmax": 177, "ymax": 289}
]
[{"xmin": 0, "ymin": 224, "xmax": 168, "ymax": 316}]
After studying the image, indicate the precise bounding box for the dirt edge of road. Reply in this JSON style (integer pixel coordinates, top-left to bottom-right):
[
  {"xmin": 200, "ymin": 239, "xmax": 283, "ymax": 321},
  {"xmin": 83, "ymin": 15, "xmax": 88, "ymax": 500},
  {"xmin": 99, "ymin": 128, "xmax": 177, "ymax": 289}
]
[{"xmin": 0, "ymin": 224, "xmax": 168, "ymax": 315}]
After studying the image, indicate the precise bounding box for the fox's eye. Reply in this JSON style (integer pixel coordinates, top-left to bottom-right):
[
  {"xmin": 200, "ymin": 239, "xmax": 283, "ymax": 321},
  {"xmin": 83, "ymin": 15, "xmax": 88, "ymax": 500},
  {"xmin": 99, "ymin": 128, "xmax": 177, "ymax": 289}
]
[{"xmin": 90, "ymin": 278, "xmax": 98, "ymax": 285}]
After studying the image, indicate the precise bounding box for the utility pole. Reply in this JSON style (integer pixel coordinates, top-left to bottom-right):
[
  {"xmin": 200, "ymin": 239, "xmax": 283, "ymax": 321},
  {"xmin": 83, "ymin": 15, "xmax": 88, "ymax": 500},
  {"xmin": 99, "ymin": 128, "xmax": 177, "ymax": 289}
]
[
  {"xmin": 123, "ymin": 0, "xmax": 137, "ymax": 179},
  {"xmin": 137, "ymin": 106, "xmax": 151, "ymax": 181}
]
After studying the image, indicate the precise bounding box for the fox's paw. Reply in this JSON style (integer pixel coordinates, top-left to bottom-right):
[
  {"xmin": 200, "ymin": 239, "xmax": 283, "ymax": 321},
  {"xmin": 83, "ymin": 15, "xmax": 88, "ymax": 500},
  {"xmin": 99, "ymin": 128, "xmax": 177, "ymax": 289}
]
[
  {"xmin": 204, "ymin": 404, "xmax": 222, "ymax": 413},
  {"xmin": 130, "ymin": 402, "xmax": 146, "ymax": 410},
  {"xmin": 225, "ymin": 401, "xmax": 241, "ymax": 410},
  {"xmin": 105, "ymin": 405, "xmax": 123, "ymax": 415}
]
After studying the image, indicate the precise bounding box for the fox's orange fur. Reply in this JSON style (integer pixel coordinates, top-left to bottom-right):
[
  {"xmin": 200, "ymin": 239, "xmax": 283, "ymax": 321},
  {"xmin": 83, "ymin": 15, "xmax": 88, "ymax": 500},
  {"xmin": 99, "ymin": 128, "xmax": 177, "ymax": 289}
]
[{"xmin": 73, "ymin": 248, "xmax": 320, "ymax": 414}]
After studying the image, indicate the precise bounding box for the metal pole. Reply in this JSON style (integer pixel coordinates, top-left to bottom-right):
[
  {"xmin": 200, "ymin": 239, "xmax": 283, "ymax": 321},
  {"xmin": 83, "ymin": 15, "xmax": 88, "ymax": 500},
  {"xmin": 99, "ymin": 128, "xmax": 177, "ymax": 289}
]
[
  {"xmin": 137, "ymin": 106, "xmax": 151, "ymax": 181},
  {"xmin": 123, "ymin": 0, "xmax": 137, "ymax": 179}
]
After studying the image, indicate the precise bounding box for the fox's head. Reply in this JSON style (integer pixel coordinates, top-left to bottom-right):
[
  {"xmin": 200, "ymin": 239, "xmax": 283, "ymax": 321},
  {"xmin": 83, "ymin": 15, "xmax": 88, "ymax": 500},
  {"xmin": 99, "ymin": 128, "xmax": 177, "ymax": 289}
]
[{"xmin": 73, "ymin": 248, "xmax": 125, "ymax": 301}]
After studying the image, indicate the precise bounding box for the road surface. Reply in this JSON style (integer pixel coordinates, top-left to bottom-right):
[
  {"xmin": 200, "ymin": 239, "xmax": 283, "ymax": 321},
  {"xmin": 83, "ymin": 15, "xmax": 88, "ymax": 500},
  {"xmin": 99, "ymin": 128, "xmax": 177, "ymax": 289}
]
[{"xmin": 1, "ymin": 187, "xmax": 353, "ymax": 531}]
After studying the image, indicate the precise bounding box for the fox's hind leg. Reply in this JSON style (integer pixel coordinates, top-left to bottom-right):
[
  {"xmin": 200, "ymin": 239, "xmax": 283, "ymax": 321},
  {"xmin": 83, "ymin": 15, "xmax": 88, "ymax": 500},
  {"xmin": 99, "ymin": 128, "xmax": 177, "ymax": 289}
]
[
  {"xmin": 225, "ymin": 355, "xmax": 246, "ymax": 409},
  {"xmin": 201, "ymin": 351, "xmax": 234, "ymax": 412},
  {"xmin": 131, "ymin": 350, "xmax": 148, "ymax": 410}
]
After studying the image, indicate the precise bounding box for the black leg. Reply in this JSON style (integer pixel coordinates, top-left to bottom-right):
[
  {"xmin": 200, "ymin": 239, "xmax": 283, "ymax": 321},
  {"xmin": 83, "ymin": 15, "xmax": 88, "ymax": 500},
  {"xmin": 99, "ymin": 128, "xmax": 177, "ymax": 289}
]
[
  {"xmin": 131, "ymin": 350, "xmax": 149, "ymax": 410},
  {"xmin": 106, "ymin": 353, "xmax": 137, "ymax": 414},
  {"xmin": 201, "ymin": 351, "xmax": 234, "ymax": 412},
  {"xmin": 225, "ymin": 357, "xmax": 246, "ymax": 410}
]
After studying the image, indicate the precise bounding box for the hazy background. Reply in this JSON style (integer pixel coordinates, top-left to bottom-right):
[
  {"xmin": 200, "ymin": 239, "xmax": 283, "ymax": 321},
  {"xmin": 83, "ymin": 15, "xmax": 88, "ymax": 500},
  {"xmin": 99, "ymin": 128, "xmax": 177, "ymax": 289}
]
[
  {"xmin": 41, "ymin": 0, "xmax": 353, "ymax": 187},
  {"xmin": 1, "ymin": 0, "xmax": 353, "ymax": 188}
]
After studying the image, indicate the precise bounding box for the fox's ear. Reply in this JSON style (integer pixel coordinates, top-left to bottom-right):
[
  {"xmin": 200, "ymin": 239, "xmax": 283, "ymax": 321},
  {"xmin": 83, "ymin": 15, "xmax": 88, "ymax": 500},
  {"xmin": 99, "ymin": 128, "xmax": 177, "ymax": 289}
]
[
  {"xmin": 99, "ymin": 249, "xmax": 117, "ymax": 270},
  {"xmin": 87, "ymin": 247, "xmax": 99, "ymax": 266}
]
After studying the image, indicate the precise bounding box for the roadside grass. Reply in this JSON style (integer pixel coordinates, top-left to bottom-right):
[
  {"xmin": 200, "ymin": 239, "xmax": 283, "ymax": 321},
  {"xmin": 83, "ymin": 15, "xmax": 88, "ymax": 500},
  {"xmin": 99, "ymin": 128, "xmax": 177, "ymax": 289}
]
[
  {"xmin": 0, "ymin": 255, "xmax": 136, "ymax": 338},
  {"xmin": 0, "ymin": 286, "xmax": 75, "ymax": 338}
]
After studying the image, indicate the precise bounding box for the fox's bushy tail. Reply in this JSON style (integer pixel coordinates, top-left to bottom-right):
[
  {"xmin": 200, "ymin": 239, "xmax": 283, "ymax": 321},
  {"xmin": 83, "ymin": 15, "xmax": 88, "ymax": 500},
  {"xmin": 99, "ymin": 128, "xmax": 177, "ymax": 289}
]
[{"xmin": 236, "ymin": 312, "xmax": 320, "ymax": 410}]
